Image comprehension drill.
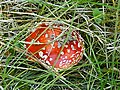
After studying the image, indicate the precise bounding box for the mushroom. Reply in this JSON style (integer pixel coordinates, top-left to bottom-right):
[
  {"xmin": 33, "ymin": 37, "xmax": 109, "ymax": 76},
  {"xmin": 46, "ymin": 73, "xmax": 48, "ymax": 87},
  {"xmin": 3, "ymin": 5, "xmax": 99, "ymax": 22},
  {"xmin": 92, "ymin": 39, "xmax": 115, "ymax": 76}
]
[{"xmin": 25, "ymin": 22, "xmax": 84, "ymax": 70}]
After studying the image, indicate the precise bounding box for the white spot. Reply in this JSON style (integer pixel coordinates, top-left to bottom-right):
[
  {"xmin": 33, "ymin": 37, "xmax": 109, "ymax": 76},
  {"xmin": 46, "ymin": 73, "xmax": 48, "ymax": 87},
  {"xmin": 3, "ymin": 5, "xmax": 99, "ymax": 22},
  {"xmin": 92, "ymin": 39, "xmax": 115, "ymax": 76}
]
[
  {"xmin": 81, "ymin": 48, "xmax": 84, "ymax": 52},
  {"xmin": 78, "ymin": 43, "xmax": 81, "ymax": 48},
  {"xmin": 59, "ymin": 61, "xmax": 63, "ymax": 67},
  {"xmin": 72, "ymin": 58, "xmax": 75, "ymax": 60},
  {"xmin": 53, "ymin": 25, "xmax": 58, "ymax": 28},
  {"xmin": 79, "ymin": 39, "xmax": 82, "ymax": 42},
  {"xmin": 46, "ymin": 60, "xmax": 50, "ymax": 65},
  {"xmin": 61, "ymin": 51, "xmax": 64, "ymax": 55},
  {"xmin": 49, "ymin": 58, "xmax": 53, "ymax": 61},
  {"xmin": 67, "ymin": 49, "xmax": 70, "ymax": 53},
  {"xmin": 58, "ymin": 42, "xmax": 61, "ymax": 48},
  {"xmin": 69, "ymin": 60, "xmax": 72, "ymax": 63},
  {"xmin": 60, "ymin": 56, "xmax": 64, "ymax": 59},
  {"xmin": 45, "ymin": 34, "xmax": 48, "ymax": 38},
  {"xmin": 39, "ymin": 51, "xmax": 43, "ymax": 57},
  {"xmin": 65, "ymin": 45, "xmax": 68, "ymax": 48},
  {"xmin": 75, "ymin": 59, "xmax": 79, "ymax": 63},
  {"xmin": 47, "ymin": 40, "xmax": 50, "ymax": 42},
  {"xmin": 77, "ymin": 54, "xmax": 80, "ymax": 57},
  {"xmin": 43, "ymin": 55, "xmax": 48, "ymax": 60},
  {"xmin": 63, "ymin": 60, "xmax": 66, "ymax": 62},
  {"xmin": 71, "ymin": 45, "xmax": 75, "ymax": 50},
  {"xmin": 73, "ymin": 41, "xmax": 76, "ymax": 44},
  {"xmin": 42, "ymin": 47, "xmax": 46, "ymax": 50},
  {"xmin": 80, "ymin": 52, "xmax": 83, "ymax": 56},
  {"xmin": 52, "ymin": 46, "xmax": 55, "ymax": 48},
  {"xmin": 60, "ymin": 26, "xmax": 63, "ymax": 30},
  {"xmin": 76, "ymin": 51, "xmax": 80, "ymax": 53},
  {"xmin": 70, "ymin": 54, "xmax": 75, "ymax": 58},
  {"xmin": 62, "ymin": 65, "xmax": 67, "ymax": 68},
  {"xmin": 65, "ymin": 60, "xmax": 69, "ymax": 64},
  {"xmin": 60, "ymin": 61, "xmax": 63, "ymax": 64},
  {"xmin": 65, "ymin": 56, "xmax": 68, "ymax": 59},
  {"xmin": 45, "ymin": 23, "xmax": 49, "ymax": 26}
]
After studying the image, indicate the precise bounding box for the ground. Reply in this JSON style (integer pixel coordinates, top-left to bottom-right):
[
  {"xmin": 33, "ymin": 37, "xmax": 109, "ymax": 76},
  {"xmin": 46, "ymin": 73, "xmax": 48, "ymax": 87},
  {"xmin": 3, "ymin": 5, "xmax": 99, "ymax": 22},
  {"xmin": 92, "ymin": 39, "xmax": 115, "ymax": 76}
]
[{"xmin": 0, "ymin": 0, "xmax": 120, "ymax": 90}]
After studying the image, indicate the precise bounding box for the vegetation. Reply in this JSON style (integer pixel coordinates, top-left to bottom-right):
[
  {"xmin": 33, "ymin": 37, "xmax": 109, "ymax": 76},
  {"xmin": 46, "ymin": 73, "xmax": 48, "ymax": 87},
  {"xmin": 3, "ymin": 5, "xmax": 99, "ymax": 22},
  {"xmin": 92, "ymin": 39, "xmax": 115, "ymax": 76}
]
[{"xmin": 0, "ymin": 0, "xmax": 120, "ymax": 90}]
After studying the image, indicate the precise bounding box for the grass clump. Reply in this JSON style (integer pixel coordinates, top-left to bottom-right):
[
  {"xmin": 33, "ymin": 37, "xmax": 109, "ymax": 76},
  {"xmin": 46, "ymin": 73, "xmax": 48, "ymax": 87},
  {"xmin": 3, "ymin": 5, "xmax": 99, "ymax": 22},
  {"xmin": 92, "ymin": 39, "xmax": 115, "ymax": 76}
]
[{"xmin": 0, "ymin": 0, "xmax": 120, "ymax": 90}]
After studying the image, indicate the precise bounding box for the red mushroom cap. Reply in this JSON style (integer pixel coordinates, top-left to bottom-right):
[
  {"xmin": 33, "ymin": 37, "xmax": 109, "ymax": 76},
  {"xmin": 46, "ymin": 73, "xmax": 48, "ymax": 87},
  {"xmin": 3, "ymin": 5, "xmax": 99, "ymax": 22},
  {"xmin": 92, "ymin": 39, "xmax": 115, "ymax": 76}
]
[{"xmin": 25, "ymin": 22, "xmax": 84, "ymax": 70}]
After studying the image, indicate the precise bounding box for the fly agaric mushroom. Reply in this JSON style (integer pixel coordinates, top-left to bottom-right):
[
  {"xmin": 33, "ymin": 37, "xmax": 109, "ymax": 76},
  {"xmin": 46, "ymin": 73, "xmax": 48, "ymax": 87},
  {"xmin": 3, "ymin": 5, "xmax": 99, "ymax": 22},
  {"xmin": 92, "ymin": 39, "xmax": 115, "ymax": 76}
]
[{"xmin": 25, "ymin": 22, "xmax": 84, "ymax": 70}]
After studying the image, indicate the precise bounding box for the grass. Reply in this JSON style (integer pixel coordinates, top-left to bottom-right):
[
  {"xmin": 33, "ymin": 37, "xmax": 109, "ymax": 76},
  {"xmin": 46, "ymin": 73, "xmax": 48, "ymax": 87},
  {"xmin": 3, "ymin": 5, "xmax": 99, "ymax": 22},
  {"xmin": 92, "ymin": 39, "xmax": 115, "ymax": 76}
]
[{"xmin": 0, "ymin": 0, "xmax": 120, "ymax": 90}]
